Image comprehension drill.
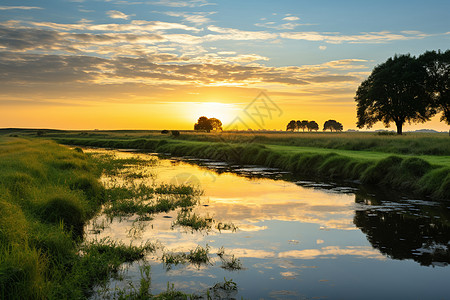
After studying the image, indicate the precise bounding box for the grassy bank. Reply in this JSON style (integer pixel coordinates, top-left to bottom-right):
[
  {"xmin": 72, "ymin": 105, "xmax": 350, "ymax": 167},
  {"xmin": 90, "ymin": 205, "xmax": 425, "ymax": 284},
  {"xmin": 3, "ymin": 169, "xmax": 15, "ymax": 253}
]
[
  {"xmin": 0, "ymin": 137, "xmax": 105, "ymax": 298},
  {"xmin": 0, "ymin": 138, "xmax": 174, "ymax": 299},
  {"xmin": 0, "ymin": 137, "xmax": 215, "ymax": 299},
  {"xmin": 3, "ymin": 128, "xmax": 450, "ymax": 156},
  {"xmin": 53, "ymin": 136, "xmax": 450, "ymax": 200}
]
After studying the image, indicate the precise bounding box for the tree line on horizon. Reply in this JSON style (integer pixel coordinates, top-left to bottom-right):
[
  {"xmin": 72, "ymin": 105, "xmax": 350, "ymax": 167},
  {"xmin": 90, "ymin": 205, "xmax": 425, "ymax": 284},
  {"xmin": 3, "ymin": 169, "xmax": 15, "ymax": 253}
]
[
  {"xmin": 356, "ymin": 49, "xmax": 449, "ymax": 135},
  {"xmin": 286, "ymin": 119, "xmax": 343, "ymax": 132}
]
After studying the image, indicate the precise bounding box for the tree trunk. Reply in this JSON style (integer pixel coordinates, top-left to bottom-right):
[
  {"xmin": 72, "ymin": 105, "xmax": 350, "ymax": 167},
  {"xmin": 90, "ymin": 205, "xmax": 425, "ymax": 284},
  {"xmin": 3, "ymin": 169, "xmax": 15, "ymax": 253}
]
[{"xmin": 395, "ymin": 121, "xmax": 403, "ymax": 135}]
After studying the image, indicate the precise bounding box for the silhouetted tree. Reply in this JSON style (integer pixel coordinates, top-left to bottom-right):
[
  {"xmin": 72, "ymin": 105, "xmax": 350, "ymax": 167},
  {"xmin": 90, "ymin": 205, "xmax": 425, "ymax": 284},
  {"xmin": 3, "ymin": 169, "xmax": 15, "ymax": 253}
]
[
  {"xmin": 209, "ymin": 118, "xmax": 223, "ymax": 131},
  {"xmin": 355, "ymin": 54, "xmax": 432, "ymax": 135},
  {"xmin": 194, "ymin": 116, "xmax": 213, "ymax": 132},
  {"xmin": 161, "ymin": 130, "xmax": 169, "ymax": 134},
  {"xmin": 419, "ymin": 50, "xmax": 450, "ymax": 125},
  {"xmin": 307, "ymin": 120, "xmax": 319, "ymax": 131},
  {"xmin": 296, "ymin": 120, "xmax": 301, "ymax": 132},
  {"xmin": 299, "ymin": 120, "xmax": 309, "ymax": 132},
  {"xmin": 286, "ymin": 120, "xmax": 296, "ymax": 131},
  {"xmin": 194, "ymin": 117, "xmax": 222, "ymax": 132},
  {"xmin": 323, "ymin": 120, "xmax": 343, "ymax": 132}
]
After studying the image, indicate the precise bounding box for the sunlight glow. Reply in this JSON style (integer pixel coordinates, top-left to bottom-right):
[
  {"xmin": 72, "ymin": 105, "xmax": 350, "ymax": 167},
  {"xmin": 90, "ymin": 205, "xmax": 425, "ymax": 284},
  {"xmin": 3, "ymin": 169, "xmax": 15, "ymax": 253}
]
[{"xmin": 186, "ymin": 102, "xmax": 240, "ymax": 127}]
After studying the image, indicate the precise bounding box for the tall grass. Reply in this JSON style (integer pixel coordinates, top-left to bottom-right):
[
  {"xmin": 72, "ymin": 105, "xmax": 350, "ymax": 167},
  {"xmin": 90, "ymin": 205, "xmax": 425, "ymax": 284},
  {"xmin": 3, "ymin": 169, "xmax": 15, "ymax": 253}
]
[
  {"xmin": 55, "ymin": 136, "xmax": 450, "ymax": 200},
  {"xmin": 0, "ymin": 138, "xmax": 106, "ymax": 298}
]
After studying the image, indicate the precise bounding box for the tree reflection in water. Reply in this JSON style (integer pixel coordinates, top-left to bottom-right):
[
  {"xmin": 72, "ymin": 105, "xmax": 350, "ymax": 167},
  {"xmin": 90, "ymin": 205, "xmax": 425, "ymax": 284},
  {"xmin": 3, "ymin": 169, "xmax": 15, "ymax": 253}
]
[{"xmin": 354, "ymin": 188, "xmax": 450, "ymax": 267}]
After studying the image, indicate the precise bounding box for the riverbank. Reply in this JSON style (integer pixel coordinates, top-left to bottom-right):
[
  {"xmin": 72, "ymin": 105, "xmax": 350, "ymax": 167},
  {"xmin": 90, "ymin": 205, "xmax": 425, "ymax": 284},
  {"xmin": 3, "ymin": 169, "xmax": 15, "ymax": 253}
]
[
  {"xmin": 0, "ymin": 138, "xmax": 200, "ymax": 298},
  {"xmin": 52, "ymin": 136, "xmax": 450, "ymax": 200}
]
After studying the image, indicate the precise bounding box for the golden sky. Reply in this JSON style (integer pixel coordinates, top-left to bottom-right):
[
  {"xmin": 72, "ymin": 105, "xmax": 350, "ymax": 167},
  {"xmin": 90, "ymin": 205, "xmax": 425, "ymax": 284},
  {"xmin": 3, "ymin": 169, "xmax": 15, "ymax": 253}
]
[{"xmin": 1, "ymin": 1, "xmax": 449, "ymax": 131}]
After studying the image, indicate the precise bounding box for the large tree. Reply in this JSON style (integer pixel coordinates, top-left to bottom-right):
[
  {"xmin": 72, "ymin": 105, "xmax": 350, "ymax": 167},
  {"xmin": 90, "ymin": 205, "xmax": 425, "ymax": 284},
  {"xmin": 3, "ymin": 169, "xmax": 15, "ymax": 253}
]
[
  {"xmin": 419, "ymin": 50, "xmax": 450, "ymax": 125},
  {"xmin": 209, "ymin": 118, "xmax": 223, "ymax": 131},
  {"xmin": 355, "ymin": 54, "xmax": 433, "ymax": 135},
  {"xmin": 194, "ymin": 116, "xmax": 213, "ymax": 132}
]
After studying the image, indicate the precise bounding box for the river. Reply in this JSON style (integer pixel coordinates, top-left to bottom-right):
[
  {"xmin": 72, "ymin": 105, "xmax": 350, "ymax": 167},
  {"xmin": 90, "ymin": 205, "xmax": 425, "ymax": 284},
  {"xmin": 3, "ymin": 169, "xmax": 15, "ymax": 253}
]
[{"xmin": 85, "ymin": 149, "xmax": 450, "ymax": 299}]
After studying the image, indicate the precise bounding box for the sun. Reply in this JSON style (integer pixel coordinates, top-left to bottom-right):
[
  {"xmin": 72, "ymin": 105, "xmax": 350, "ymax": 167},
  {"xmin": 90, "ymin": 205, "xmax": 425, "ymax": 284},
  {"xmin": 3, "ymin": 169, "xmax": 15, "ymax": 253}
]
[{"xmin": 188, "ymin": 102, "xmax": 239, "ymax": 127}]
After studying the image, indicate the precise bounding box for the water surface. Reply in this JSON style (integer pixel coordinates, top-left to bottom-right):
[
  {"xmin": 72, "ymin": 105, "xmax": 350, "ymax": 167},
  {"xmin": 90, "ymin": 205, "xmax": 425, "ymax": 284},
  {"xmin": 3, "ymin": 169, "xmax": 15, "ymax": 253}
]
[{"xmin": 85, "ymin": 149, "xmax": 450, "ymax": 299}]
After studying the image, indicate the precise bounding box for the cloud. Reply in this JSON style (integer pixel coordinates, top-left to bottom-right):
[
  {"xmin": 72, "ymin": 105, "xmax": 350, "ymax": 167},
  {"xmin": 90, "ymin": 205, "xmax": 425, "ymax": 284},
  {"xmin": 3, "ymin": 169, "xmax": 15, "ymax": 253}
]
[
  {"xmin": 0, "ymin": 6, "xmax": 43, "ymax": 10},
  {"xmin": 280, "ymin": 30, "xmax": 430, "ymax": 44},
  {"xmin": 162, "ymin": 11, "xmax": 216, "ymax": 24},
  {"xmin": 283, "ymin": 16, "xmax": 299, "ymax": 21},
  {"xmin": 0, "ymin": 51, "xmax": 363, "ymax": 89},
  {"xmin": 206, "ymin": 25, "xmax": 277, "ymax": 41},
  {"xmin": 106, "ymin": 10, "xmax": 132, "ymax": 20},
  {"xmin": 147, "ymin": 0, "xmax": 215, "ymax": 7},
  {"xmin": 278, "ymin": 246, "xmax": 385, "ymax": 260},
  {"xmin": 319, "ymin": 45, "xmax": 327, "ymax": 50},
  {"xmin": 22, "ymin": 20, "xmax": 201, "ymax": 32}
]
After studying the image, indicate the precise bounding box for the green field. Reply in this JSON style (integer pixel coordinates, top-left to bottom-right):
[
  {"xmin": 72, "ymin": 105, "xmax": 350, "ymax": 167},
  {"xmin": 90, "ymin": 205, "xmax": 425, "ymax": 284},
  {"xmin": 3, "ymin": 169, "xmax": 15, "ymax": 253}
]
[{"xmin": 2, "ymin": 129, "xmax": 449, "ymax": 201}]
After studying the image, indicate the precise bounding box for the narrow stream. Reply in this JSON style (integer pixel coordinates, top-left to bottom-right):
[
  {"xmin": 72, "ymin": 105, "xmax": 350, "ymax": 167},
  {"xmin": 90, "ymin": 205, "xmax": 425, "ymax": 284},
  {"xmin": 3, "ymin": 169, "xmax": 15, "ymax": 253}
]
[{"xmin": 85, "ymin": 149, "xmax": 450, "ymax": 299}]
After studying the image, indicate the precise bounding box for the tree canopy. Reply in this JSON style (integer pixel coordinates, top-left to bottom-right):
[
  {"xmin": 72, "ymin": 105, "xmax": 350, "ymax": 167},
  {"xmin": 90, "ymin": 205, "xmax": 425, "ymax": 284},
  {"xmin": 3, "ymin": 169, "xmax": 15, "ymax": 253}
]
[
  {"xmin": 355, "ymin": 54, "xmax": 435, "ymax": 134},
  {"xmin": 194, "ymin": 116, "xmax": 222, "ymax": 132},
  {"xmin": 419, "ymin": 50, "xmax": 450, "ymax": 125},
  {"xmin": 286, "ymin": 119, "xmax": 320, "ymax": 132},
  {"xmin": 307, "ymin": 121, "xmax": 319, "ymax": 131},
  {"xmin": 286, "ymin": 120, "xmax": 296, "ymax": 131},
  {"xmin": 323, "ymin": 120, "xmax": 343, "ymax": 132}
]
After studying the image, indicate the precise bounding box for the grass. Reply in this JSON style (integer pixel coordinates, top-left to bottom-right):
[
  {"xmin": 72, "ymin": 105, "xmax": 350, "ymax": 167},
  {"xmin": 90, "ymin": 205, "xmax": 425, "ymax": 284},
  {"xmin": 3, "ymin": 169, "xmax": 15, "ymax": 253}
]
[
  {"xmin": 0, "ymin": 138, "xmax": 108, "ymax": 298},
  {"xmin": 172, "ymin": 210, "xmax": 238, "ymax": 232},
  {"xmin": 217, "ymin": 248, "xmax": 243, "ymax": 271},
  {"xmin": 6, "ymin": 128, "xmax": 449, "ymax": 156},
  {"xmin": 40, "ymin": 131, "xmax": 450, "ymax": 200},
  {"xmin": 0, "ymin": 138, "xmax": 167, "ymax": 299},
  {"xmin": 162, "ymin": 245, "xmax": 211, "ymax": 269}
]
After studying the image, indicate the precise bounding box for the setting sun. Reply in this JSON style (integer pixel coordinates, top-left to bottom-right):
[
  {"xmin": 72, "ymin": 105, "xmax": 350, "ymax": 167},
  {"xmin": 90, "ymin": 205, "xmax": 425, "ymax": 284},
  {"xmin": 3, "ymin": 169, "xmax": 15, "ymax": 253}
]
[{"xmin": 186, "ymin": 102, "xmax": 240, "ymax": 128}]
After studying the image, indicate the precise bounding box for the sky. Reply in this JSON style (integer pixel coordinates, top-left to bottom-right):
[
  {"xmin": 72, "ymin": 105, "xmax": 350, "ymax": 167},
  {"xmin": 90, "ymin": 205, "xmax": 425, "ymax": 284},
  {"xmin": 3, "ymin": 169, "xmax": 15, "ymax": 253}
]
[{"xmin": 0, "ymin": 0, "xmax": 449, "ymax": 131}]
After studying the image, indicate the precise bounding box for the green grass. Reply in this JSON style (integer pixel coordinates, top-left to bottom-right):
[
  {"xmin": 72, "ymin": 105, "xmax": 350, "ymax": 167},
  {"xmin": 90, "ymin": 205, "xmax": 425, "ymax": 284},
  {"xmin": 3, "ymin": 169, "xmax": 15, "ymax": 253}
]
[
  {"xmin": 45, "ymin": 132, "xmax": 450, "ymax": 200},
  {"xmin": 162, "ymin": 245, "xmax": 211, "ymax": 269},
  {"xmin": 0, "ymin": 138, "xmax": 167, "ymax": 299},
  {"xmin": 0, "ymin": 138, "xmax": 108, "ymax": 298}
]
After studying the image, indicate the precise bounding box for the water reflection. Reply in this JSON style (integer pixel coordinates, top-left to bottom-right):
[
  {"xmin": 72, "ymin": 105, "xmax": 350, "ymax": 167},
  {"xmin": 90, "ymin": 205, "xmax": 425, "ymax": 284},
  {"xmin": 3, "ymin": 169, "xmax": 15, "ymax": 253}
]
[
  {"xmin": 354, "ymin": 190, "xmax": 450, "ymax": 266},
  {"xmin": 84, "ymin": 149, "xmax": 450, "ymax": 299}
]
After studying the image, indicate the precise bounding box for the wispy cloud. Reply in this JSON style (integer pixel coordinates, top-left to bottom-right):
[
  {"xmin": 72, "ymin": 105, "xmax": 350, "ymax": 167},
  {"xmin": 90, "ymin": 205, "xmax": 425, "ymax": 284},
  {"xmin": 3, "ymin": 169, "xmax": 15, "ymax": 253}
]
[
  {"xmin": 147, "ymin": 0, "xmax": 215, "ymax": 8},
  {"xmin": 206, "ymin": 25, "xmax": 277, "ymax": 41},
  {"xmin": 162, "ymin": 11, "xmax": 216, "ymax": 24},
  {"xmin": 283, "ymin": 16, "xmax": 299, "ymax": 21},
  {"xmin": 280, "ymin": 30, "xmax": 430, "ymax": 44},
  {"xmin": 106, "ymin": 10, "xmax": 132, "ymax": 20},
  {"xmin": 0, "ymin": 6, "xmax": 43, "ymax": 10}
]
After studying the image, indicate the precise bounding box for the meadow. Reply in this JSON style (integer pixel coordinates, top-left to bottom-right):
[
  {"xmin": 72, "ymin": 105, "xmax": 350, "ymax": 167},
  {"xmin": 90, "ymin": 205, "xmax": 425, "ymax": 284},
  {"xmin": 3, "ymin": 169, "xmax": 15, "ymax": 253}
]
[
  {"xmin": 0, "ymin": 137, "xmax": 203, "ymax": 299},
  {"xmin": 7, "ymin": 129, "xmax": 446, "ymax": 200},
  {"xmin": 2, "ymin": 129, "xmax": 450, "ymax": 199}
]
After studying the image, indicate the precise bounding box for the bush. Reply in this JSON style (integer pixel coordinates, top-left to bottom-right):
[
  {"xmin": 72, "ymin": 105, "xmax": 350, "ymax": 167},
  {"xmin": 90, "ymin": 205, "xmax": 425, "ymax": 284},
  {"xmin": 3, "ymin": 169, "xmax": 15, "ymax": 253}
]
[{"xmin": 171, "ymin": 130, "xmax": 180, "ymax": 137}]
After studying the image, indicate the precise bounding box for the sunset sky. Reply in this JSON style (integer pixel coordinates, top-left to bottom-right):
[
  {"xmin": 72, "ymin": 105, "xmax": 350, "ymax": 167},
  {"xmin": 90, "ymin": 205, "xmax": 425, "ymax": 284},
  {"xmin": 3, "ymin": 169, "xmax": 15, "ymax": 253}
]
[{"xmin": 1, "ymin": 0, "xmax": 449, "ymax": 131}]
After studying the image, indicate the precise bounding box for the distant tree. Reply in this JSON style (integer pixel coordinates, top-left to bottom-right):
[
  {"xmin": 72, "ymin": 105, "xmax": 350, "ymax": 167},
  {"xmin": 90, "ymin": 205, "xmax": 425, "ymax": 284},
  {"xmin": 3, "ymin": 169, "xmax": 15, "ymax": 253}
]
[
  {"xmin": 194, "ymin": 116, "xmax": 222, "ymax": 132},
  {"xmin": 307, "ymin": 121, "xmax": 319, "ymax": 132},
  {"xmin": 419, "ymin": 50, "xmax": 450, "ymax": 125},
  {"xmin": 194, "ymin": 116, "xmax": 213, "ymax": 132},
  {"xmin": 171, "ymin": 130, "xmax": 180, "ymax": 137},
  {"xmin": 209, "ymin": 118, "xmax": 223, "ymax": 131},
  {"xmin": 355, "ymin": 54, "xmax": 432, "ymax": 135},
  {"xmin": 296, "ymin": 120, "xmax": 301, "ymax": 131},
  {"xmin": 297, "ymin": 120, "xmax": 308, "ymax": 132},
  {"xmin": 36, "ymin": 130, "xmax": 45, "ymax": 136},
  {"xmin": 323, "ymin": 120, "xmax": 343, "ymax": 132},
  {"xmin": 161, "ymin": 130, "xmax": 169, "ymax": 134},
  {"xmin": 286, "ymin": 120, "xmax": 296, "ymax": 131}
]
